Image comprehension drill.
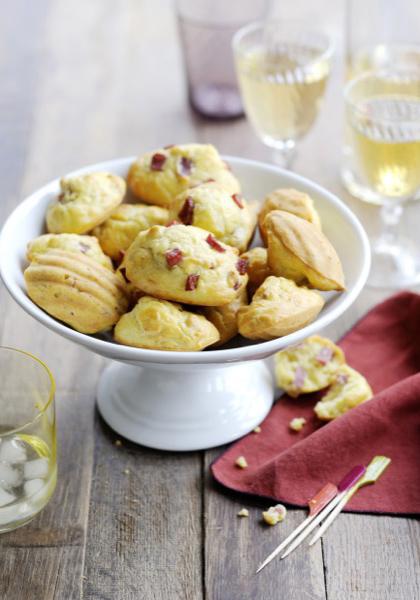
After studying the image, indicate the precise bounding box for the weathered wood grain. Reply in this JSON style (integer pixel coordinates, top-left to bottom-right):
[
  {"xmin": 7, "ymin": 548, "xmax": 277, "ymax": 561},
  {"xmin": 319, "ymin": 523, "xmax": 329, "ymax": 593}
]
[
  {"xmin": 1, "ymin": 0, "xmax": 420, "ymax": 599},
  {"xmin": 323, "ymin": 514, "xmax": 420, "ymax": 600},
  {"xmin": 83, "ymin": 416, "xmax": 203, "ymax": 600},
  {"xmin": 204, "ymin": 451, "xmax": 327, "ymax": 600}
]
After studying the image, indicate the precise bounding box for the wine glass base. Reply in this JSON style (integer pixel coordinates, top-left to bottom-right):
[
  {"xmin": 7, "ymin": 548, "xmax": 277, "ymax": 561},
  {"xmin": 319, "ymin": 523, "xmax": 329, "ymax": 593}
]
[
  {"xmin": 368, "ymin": 236, "xmax": 420, "ymax": 289},
  {"xmin": 97, "ymin": 360, "xmax": 274, "ymax": 451}
]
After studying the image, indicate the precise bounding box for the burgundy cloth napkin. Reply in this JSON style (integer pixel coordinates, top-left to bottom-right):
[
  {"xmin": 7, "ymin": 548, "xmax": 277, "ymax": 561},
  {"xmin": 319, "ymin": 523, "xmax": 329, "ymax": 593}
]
[{"xmin": 211, "ymin": 292, "xmax": 420, "ymax": 514}]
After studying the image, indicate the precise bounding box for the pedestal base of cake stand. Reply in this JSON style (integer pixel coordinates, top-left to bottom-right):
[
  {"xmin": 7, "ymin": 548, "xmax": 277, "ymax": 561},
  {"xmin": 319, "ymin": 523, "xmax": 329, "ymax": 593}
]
[{"xmin": 96, "ymin": 360, "xmax": 274, "ymax": 451}]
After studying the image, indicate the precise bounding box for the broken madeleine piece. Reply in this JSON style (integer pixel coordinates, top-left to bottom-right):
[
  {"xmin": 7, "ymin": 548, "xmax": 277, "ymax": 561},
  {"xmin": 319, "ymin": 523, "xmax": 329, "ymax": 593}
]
[
  {"xmin": 258, "ymin": 187, "xmax": 321, "ymax": 244},
  {"xmin": 238, "ymin": 276, "xmax": 324, "ymax": 341},
  {"xmin": 275, "ymin": 335, "xmax": 346, "ymax": 397},
  {"xmin": 114, "ymin": 296, "xmax": 220, "ymax": 351},
  {"xmin": 265, "ymin": 210, "xmax": 345, "ymax": 291},
  {"xmin": 314, "ymin": 365, "xmax": 373, "ymax": 421}
]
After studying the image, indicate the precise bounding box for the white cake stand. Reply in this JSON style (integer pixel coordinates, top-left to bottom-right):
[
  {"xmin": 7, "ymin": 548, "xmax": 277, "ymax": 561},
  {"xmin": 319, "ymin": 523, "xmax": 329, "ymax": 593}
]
[{"xmin": 0, "ymin": 156, "xmax": 370, "ymax": 451}]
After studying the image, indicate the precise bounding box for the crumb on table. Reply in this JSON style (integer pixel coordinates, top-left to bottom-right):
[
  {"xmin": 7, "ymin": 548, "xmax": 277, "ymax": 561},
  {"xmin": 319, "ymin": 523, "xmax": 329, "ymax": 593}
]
[
  {"xmin": 262, "ymin": 504, "xmax": 287, "ymax": 525},
  {"xmin": 253, "ymin": 426, "xmax": 261, "ymax": 433},
  {"xmin": 115, "ymin": 439, "xmax": 122, "ymax": 447},
  {"xmin": 235, "ymin": 455, "xmax": 248, "ymax": 469},
  {"xmin": 237, "ymin": 508, "xmax": 249, "ymax": 518},
  {"xmin": 289, "ymin": 417, "xmax": 306, "ymax": 432}
]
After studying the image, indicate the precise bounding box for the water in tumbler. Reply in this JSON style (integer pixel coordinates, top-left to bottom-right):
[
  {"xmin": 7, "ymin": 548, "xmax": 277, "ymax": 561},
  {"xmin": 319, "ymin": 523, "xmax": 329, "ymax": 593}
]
[{"xmin": 0, "ymin": 434, "xmax": 56, "ymax": 531}]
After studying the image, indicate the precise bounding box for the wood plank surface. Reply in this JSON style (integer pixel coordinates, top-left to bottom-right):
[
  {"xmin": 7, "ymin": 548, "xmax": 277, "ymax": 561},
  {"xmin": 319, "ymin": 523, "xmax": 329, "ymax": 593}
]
[
  {"xmin": 84, "ymin": 418, "xmax": 203, "ymax": 600},
  {"xmin": 0, "ymin": 1, "xmax": 419, "ymax": 599},
  {"xmin": 204, "ymin": 451, "xmax": 327, "ymax": 600}
]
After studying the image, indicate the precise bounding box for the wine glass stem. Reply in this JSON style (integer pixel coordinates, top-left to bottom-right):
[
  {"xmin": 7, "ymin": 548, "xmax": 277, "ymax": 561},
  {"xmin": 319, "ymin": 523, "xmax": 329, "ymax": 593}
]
[
  {"xmin": 376, "ymin": 201, "xmax": 403, "ymax": 250},
  {"xmin": 271, "ymin": 140, "xmax": 296, "ymax": 170}
]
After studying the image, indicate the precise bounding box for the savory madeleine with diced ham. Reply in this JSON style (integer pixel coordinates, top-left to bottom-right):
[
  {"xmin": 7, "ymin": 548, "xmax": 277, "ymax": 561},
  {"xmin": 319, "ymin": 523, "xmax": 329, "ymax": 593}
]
[
  {"xmin": 115, "ymin": 296, "xmax": 219, "ymax": 351},
  {"xmin": 127, "ymin": 143, "xmax": 240, "ymax": 207},
  {"xmin": 169, "ymin": 181, "xmax": 255, "ymax": 252},
  {"xmin": 121, "ymin": 224, "xmax": 248, "ymax": 306}
]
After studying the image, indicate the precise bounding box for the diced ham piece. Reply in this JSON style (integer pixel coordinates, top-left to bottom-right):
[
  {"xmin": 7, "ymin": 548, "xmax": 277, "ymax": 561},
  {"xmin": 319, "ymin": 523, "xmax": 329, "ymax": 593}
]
[
  {"xmin": 316, "ymin": 346, "xmax": 334, "ymax": 365},
  {"xmin": 294, "ymin": 366, "xmax": 306, "ymax": 389},
  {"xmin": 178, "ymin": 197, "xmax": 194, "ymax": 225},
  {"xmin": 232, "ymin": 193, "xmax": 244, "ymax": 209},
  {"xmin": 150, "ymin": 152, "xmax": 166, "ymax": 171},
  {"xmin": 177, "ymin": 157, "xmax": 193, "ymax": 177},
  {"xmin": 206, "ymin": 234, "xmax": 226, "ymax": 253},
  {"xmin": 236, "ymin": 258, "xmax": 248, "ymax": 275},
  {"xmin": 165, "ymin": 248, "xmax": 183, "ymax": 268},
  {"xmin": 185, "ymin": 274, "xmax": 199, "ymax": 291}
]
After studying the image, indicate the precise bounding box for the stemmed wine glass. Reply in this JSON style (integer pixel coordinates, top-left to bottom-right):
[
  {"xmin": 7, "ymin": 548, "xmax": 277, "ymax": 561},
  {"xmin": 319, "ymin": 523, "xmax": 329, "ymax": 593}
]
[
  {"xmin": 344, "ymin": 68, "xmax": 420, "ymax": 288},
  {"xmin": 232, "ymin": 21, "xmax": 333, "ymax": 169}
]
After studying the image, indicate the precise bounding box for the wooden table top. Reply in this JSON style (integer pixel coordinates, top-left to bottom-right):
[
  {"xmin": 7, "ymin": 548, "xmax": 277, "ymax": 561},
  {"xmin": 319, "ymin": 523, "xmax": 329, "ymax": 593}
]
[{"xmin": 1, "ymin": 1, "xmax": 419, "ymax": 598}]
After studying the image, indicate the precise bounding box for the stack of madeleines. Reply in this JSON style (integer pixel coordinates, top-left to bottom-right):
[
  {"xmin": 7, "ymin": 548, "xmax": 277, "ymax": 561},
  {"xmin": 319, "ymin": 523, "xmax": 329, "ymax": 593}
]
[{"xmin": 24, "ymin": 143, "xmax": 345, "ymax": 352}]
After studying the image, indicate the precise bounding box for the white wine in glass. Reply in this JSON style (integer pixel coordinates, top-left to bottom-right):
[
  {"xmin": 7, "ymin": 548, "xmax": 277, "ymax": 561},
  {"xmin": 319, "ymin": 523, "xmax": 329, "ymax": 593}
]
[
  {"xmin": 342, "ymin": 46, "xmax": 420, "ymax": 203},
  {"xmin": 345, "ymin": 69, "xmax": 420, "ymax": 288},
  {"xmin": 350, "ymin": 97, "xmax": 420, "ymax": 198},
  {"xmin": 233, "ymin": 22, "xmax": 333, "ymax": 169}
]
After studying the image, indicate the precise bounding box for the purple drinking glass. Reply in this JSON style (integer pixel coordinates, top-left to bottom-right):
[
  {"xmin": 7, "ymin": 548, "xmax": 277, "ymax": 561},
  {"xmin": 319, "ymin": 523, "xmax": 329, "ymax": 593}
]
[{"xmin": 176, "ymin": 0, "xmax": 268, "ymax": 119}]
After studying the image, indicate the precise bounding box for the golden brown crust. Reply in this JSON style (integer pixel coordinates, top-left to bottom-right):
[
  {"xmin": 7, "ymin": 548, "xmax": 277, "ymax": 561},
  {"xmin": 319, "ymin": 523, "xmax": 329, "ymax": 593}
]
[
  {"xmin": 258, "ymin": 188, "xmax": 321, "ymax": 245},
  {"xmin": 27, "ymin": 233, "xmax": 113, "ymax": 270},
  {"xmin": 24, "ymin": 249, "xmax": 129, "ymax": 334},
  {"xmin": 169, "ymin": 182, "xmax": 254, "ymax": 252},
  {"xmin": 114, "ymin": 296, "xmax": 220, "ymax": 351},
  {"xmin": 238, "ymin": 276, "xmax": 324, "ymax": 340},
  {"xmin": 93, "ymin": 203, "xmax": 169, "ymax": 260},
  {"xmin": 265, "ymin": 211, "xmax": 345, "ymax": 291},
  {"xmin": 127, "ymin": 144, "xmax": 240, "ymax": 207},
  {"xmin": 46, "ymin": 172, "xmax": 126, "ymax": 234},
  {"xmin": 202, "ymin": 288, "xmax": 248, "ymax": 345},
  {"xmin": 122, "ymin": 224, "xmax": 247, "ymax": 306}
]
